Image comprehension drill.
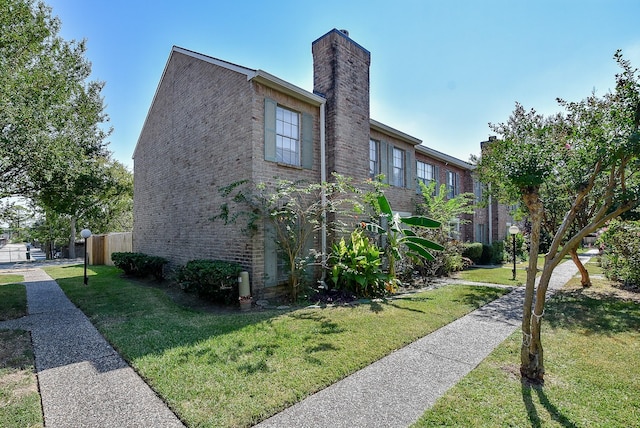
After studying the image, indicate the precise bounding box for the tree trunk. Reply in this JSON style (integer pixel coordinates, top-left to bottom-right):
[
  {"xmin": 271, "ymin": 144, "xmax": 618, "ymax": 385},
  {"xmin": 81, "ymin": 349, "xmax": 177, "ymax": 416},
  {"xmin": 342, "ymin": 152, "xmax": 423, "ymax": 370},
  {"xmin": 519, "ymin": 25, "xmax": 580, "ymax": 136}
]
[
  {"xmin": 520, "ymin": 188, "xmax": 545, "ymax": 383},
  {"xmin": 570, "ymin": 245, "xmax": 591, "ymax": 287},
  {"xmin": 68, "ymin": 217, "xmax": 76, "ymax": 259}
]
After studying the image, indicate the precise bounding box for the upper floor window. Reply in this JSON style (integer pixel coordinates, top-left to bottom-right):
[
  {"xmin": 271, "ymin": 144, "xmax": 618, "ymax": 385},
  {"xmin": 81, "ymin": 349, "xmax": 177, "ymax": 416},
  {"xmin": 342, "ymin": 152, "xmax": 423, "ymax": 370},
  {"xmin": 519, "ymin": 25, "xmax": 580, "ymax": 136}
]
[
  {"xmin": 264, "ymin": 98, "xmax": 313, "ymax": 169},
  {"xmin": 417, "ymin": 161, "xmax": 435, "ymax": 187},
  {"xmin": 446, "ymin": 170, "xmax": 460, "ymax": 199},
  {"xmin": 392, "ymin": 147, "xmax": 405, "ymax": 187},
  {"xmin": 369, "ymin": 139, "xmax": 379, "ymax": 178},
  {"xmin": 276, "ymin": 105, "xmax": 300, "ymax": 166}
]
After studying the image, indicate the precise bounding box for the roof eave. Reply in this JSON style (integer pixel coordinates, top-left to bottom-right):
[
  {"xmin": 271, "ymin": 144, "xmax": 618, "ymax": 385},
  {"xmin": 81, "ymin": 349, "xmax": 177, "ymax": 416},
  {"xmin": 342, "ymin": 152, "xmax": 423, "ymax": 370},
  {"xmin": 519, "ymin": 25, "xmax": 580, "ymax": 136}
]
[{"xmin": 370, "ymin": 119, "xmax": 422, "ymax": 146}]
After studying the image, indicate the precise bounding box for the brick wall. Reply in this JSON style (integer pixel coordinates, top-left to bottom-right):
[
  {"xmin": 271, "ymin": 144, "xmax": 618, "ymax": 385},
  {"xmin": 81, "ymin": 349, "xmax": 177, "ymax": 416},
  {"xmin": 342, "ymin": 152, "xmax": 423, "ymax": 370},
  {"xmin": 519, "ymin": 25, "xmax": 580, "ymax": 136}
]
[{"xmin": 134, "ymin": 51, "xmax": 255, "ymax": 272}]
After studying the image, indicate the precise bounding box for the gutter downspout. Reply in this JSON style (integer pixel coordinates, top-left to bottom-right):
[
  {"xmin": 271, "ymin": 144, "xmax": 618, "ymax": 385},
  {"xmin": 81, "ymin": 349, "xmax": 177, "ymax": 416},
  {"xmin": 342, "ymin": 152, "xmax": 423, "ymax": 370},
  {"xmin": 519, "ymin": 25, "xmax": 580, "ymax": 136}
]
[{"xmin": 319, "ymin": 101, "xmax": 328, "ymax": 287}]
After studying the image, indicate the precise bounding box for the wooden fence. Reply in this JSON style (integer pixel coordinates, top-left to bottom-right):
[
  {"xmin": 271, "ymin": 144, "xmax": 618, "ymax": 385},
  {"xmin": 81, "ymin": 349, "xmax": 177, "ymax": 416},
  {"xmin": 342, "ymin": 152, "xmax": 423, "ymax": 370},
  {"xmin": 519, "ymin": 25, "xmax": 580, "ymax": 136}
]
[{"xmin": 87, "ymin": 232, "xmax": 132, "ymax": 266}]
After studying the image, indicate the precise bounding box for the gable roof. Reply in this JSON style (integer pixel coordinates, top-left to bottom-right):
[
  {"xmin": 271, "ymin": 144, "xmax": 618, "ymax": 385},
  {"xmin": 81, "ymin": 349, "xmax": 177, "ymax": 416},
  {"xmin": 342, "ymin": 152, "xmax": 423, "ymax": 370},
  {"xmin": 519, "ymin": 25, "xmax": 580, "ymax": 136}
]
[{"xmin": 133, "ymin": 46, "xmax": 325, "ymax": 159}]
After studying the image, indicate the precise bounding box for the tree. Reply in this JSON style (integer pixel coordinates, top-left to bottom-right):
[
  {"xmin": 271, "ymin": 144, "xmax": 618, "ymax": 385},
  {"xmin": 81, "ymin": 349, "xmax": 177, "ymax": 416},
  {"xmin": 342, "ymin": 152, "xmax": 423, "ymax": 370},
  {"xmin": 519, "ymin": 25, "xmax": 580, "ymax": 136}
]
[
  {"xmin": 476, "ymin": 51, "xmax": 640, "ymax": 382},
  {"xmin": 1, "ymin": 0, "xmax": 110, "ymax": 198},
  {"xmin": 213, "ymin": 175, "xmax": 358, "ymax": 301}
]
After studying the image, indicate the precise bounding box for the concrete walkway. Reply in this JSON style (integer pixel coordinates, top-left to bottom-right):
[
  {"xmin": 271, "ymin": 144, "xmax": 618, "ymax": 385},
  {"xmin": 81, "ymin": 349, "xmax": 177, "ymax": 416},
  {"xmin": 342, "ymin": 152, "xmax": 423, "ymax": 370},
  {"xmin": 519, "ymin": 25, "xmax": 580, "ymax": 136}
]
[
  {"xmin": 0, "ymin": 254, "xmax": 591, "ymax": 427},
  {"xmin": 0, "ymin": 268, "xmax": 185, "ymax": 427},
  {"xmin": 256, "ymin": 253, "xmax": 591, "ymax": 428}
]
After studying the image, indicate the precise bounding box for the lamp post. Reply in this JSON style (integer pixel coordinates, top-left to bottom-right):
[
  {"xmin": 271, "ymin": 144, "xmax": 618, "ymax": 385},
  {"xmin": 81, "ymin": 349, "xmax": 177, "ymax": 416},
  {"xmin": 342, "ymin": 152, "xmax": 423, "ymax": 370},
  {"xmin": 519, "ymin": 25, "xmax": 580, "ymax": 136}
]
[
  {"xmin": 509, "ymin": 225, "xmax": 519, "ymax": 281},
  {"xmin": 80, "ymin": 229, "xmax": 92, "ymax": 285}
]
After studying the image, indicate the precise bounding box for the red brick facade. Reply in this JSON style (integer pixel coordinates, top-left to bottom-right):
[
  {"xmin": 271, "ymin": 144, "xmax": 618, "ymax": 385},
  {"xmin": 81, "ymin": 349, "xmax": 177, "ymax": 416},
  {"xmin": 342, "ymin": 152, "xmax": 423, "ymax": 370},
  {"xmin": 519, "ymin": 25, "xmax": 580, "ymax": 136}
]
[{"xmin": 133, "ymin": 30, "xmax": 509, "ymax": 297}]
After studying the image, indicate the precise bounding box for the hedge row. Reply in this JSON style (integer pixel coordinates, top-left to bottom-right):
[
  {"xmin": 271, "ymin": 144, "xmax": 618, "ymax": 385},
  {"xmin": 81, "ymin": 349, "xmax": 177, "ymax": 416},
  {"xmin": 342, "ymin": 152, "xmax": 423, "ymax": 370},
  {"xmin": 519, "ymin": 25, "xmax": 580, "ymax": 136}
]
[{"xmin": 111, "ymin": 252, "xmax": 168, "ymax": 280}]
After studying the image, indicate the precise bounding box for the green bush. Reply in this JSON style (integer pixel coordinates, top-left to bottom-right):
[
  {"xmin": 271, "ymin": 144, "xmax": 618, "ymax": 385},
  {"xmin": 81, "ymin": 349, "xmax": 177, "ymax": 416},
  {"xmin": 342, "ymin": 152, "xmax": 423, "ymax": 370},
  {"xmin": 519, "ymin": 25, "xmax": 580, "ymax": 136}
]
[
  {"xmin": 598, "ymin": 220, "xmax": 640, "ymax": 286},
  {"xmin": 462, "ymin": 242, "xmax": 483, "ymax": 264},
  {"xmin": 111, "ymin": 252, "xmax": 168, "ymax": 280},
  {"xmin": 175, "ymin": 259, "xmax": 243, "ymax": 303},
  {"xmin": 479, "ymin": 244, "xmax": 494, "ymax": 265},
  {"xmin": 492, "ymin": 240, "xmax": 505, "ymax": 264},
  {"xmin": 328, "ymin": 229, "xmax": 389, "ymax": 297}
]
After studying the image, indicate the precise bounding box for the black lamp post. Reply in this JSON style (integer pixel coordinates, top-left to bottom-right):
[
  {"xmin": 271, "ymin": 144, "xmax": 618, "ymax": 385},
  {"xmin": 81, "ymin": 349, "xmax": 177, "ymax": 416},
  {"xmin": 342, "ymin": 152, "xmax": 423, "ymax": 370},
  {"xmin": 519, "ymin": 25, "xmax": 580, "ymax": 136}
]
[
  {"xmin": 509, "ymin": 225, "xmax": 519, "ymax": 281},
  {"xmin": 81, "ymin": 229, "xmax": 92, "ymax": 285}
]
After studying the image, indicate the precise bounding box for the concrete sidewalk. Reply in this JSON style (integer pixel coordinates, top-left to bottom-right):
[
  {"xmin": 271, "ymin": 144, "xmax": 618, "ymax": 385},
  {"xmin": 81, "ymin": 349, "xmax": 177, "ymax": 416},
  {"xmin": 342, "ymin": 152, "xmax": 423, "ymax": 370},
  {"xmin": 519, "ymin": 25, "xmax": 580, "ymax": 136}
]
[
  {"xmin": 0, "ymin": 254, "xmax": 590, "ymax": 427},
  {"xmin": 0, "ymin": 268, "xmax": 184, "ymax": 427},
  {"xmin": 256, "ymin": 254, "xmax": 591, "ymax": 428}
]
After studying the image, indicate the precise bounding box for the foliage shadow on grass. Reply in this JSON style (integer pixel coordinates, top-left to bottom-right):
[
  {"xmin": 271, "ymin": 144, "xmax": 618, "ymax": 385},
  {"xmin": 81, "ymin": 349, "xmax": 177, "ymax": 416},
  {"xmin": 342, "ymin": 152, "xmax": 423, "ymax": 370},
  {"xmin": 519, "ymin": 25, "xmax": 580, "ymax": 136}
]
[
  {"xmin": 546, "ymin": 289, "xmax": 640, "ymax": 334},
  {"xmin": 521, "ymin": 380, "xmax": 578, "ymax": 428}
]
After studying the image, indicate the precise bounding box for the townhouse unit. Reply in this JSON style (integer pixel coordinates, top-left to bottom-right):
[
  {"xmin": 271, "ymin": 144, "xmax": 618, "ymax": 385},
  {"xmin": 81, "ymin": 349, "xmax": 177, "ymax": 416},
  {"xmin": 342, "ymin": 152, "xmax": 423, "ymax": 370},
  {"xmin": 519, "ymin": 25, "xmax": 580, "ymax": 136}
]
[{"xmin": 133, "ymin": 29, "xmax": 508, "ymax": 297}]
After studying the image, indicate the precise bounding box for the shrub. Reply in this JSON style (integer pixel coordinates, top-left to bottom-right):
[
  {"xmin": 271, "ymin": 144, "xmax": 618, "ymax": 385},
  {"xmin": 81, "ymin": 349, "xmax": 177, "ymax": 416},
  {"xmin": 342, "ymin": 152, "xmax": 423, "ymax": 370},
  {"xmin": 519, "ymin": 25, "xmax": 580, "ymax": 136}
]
[
  {"xmin": 175, "ymin": 259, "xmax": 244, "ymax": 303},
  {"xmin": 491, "ymin": 240, "xmax": 505, "ymax": 264},
  {"xmin": 598, "ymin": 220, "xmax": 640, "ymax": 286},
  {"xmin": 462, "ymin": 242, "xmax": 483, "ymax": 264},
  {"xmin": 479, "ymin": 244, "xmax": 493, "ymax": 265},
  {"xmin": 111, "ymin": 252, "xmax": 168, "ymax": 280},
  {"xmin": 328, "ymin": 229, "xmax": 389, "ymax": 298}
]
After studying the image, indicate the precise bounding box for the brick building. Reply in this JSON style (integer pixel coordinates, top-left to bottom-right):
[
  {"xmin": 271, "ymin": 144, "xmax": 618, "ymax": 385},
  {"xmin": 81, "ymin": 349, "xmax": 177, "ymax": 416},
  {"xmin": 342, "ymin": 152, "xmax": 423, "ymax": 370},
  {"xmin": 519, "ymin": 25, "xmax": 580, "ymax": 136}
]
[{"xmin": 133, "ymin": 29, "xmax": 509, "ymax": 297}]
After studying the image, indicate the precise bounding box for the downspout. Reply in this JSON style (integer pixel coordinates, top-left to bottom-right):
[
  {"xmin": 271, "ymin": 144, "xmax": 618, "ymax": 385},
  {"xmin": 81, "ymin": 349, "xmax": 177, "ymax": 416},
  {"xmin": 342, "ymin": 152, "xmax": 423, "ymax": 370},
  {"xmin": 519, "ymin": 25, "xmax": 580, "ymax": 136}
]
[{"xmin": 319, "ymin": 100, "xmax": 328, "ymax": 287}]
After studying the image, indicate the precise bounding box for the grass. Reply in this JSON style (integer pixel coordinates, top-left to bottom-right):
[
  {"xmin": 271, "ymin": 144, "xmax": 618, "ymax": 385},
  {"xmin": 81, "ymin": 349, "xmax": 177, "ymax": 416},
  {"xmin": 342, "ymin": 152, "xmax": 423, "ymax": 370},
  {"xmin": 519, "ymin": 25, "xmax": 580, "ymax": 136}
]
[
  {"xmin": 414, "ymin": 256, "xmax": 640, "ymax": 427},
  {"xmin": 45, "ymin": 264, "xmax": 508, "ymax": 428},
  {"xmin": 0, "ymin": 274, "xmax": 24, "ymax": 285},
  {"xmin": 0, "ymin": 276, "xmax": 26, "ymax": 321},
  {"xmin": 0, "ymin": 277, "xmax": 43, "ymax": 428}
]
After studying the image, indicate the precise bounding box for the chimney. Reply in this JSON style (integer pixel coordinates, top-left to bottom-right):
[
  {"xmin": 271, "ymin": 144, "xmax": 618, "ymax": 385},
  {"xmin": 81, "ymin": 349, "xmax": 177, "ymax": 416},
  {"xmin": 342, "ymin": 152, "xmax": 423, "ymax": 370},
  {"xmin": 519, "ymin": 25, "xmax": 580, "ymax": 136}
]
[{"xmin": 312, "ymin": 29, "xmax": 371, "ymax": 180}]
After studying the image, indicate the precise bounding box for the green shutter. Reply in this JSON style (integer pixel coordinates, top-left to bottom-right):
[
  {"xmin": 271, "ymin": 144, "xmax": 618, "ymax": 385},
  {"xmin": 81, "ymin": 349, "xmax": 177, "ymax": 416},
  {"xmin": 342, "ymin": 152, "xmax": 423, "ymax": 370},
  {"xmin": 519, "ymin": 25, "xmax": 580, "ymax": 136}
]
[
  {"xmin": 301, "ymin": 112, "xmax": 313, "ymax": 169},
  {"xmin": 434, "ymin": 165, "xmax": 440, "ymax": 195},
  {"xmin": 264, "ymin": 223, "xmax": 277, "ymax": 287},
  {"xmin": 379, "ymin": 140, "xmax": 389, "ymax": 183},
  {"xmin": 264, "ymin": 98, "xmax": 277, "ymax": 162},
  {"xmin": 406, "ymin": 151, "xmax": 415, "ymax": 190}
]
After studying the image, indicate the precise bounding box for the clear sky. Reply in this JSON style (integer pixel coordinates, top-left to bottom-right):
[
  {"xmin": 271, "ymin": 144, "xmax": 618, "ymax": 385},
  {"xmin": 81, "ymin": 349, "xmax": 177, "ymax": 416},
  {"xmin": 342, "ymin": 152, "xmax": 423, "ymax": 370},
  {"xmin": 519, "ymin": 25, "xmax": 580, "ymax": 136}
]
[{"xmin": 47, "ymin": 0, "xmax": 640, "ymax": 169}]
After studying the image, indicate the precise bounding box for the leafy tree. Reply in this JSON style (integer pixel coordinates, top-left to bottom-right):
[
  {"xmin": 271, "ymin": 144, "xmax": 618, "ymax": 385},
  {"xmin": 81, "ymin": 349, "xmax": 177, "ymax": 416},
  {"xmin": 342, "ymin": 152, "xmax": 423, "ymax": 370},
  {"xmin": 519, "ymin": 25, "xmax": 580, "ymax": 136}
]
[
  {"xmin": 476, "ymin": 51, "xmax": 640, "ymax": 382},
  {"xmin": 213, "ymin": 175, "xmax": 358, "ymax": 301},
  {"xmin": 1, "ymin": 0, "xmax": 111, "ymax": 246},
  {"xmin": 414, "ymin": 181, "xmax": 476, "ymax": 275}
]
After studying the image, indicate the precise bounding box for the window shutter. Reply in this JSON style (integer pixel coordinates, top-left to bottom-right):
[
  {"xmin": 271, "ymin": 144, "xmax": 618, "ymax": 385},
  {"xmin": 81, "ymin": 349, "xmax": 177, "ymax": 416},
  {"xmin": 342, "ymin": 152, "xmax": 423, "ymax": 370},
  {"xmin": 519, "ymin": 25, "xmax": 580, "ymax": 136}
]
[
  {"xmin": 379, "ymin": 140, "xmax": 389, "ymax": 183},
  {"xmin": 264, "ymin": 223, "xmax": 277, "ymax": 287},
  {"xmin": 264, "ymin": 98, "xmax": 277, "ymax": 162},
  {"xmin": 406, "ymin": 151, "xmax": 415, "ymax": 190},
  {"xmin": 387, "ymin": 143, "xmax": 395, "ymax": 184},
  {"xmin": 434, "ymin": 165, "xmax": 440, "ymax": 195},
  {"xmin": 301, "ymin": 112, "xmax": 313, "ymax": 169}
]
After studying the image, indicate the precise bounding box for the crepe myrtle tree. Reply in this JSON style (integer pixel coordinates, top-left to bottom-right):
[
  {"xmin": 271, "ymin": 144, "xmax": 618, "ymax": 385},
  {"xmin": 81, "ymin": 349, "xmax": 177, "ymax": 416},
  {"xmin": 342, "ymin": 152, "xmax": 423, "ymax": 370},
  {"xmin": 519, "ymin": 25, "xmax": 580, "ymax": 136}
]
[
  {"xmin": 362, "ymin": 194, "xmax": 443, "ymax": 288},
  {"xmin": 476, "ymin": 50, "xmax": 640, "ymax": 383}
]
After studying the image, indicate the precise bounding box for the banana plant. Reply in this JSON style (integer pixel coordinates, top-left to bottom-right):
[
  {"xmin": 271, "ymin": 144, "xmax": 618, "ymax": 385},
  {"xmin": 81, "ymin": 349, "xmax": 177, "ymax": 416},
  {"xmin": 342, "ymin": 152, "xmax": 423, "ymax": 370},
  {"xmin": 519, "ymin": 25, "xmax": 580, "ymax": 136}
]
[{"xmin": 362, "ymin": 194, "xmax": 444, "ymax": 284}]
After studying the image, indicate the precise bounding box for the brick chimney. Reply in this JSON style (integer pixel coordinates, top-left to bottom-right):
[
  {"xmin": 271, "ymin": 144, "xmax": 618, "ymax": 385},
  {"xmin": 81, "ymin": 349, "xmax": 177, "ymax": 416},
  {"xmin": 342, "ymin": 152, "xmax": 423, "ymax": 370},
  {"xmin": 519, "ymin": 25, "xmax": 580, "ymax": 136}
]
[{"xmin": 312, "ymin": 29, "xmax": 371, "ymax": 180}]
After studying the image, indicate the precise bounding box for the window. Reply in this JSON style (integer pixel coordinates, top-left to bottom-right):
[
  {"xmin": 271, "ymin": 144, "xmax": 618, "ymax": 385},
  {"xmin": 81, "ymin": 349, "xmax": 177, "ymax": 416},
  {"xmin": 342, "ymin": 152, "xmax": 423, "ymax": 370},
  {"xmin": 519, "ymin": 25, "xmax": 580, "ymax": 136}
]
[
  {"xmin": 446, "ymin": 170, "xmax": 460, "ymax": 199},
  {"xmin": 417, "ymin": 161, "xmax": 435, "ymax": 191},
  {"xmin": 369, "ymin": 139, "xmax": 379, "ymax": 178},
  {"xmin": 264, "ymin": 98, "xmax": 313, "ymax": 168},
  {"xmin": 391, "ymin": 147, "xmax": 405, "ymax": 187},
  {"xmin": 276, "ymin": 105, "xmax": 300, "ymax": 166},
  {"xmin": 473, "ymin": 179, "xmax": 484, "ymax": 202}
]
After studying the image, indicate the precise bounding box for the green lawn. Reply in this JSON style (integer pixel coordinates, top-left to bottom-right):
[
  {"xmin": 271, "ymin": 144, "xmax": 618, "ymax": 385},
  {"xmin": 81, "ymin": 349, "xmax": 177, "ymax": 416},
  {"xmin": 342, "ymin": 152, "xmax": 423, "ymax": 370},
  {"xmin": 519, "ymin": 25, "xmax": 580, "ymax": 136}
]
[
  {"xmin": 45, "ymin": 264, "xmax": 508, "ymax": 428},
  {"xmin": 0, "ymin": 276, "xmax": 26, "ymax": 321},
  {"xmin": 414, "ymin": 258, "xmax": 640, "ymax": 427},
  {"xmin": 0, "ymin": 279, "xmax": 43, "ymax": 428}
]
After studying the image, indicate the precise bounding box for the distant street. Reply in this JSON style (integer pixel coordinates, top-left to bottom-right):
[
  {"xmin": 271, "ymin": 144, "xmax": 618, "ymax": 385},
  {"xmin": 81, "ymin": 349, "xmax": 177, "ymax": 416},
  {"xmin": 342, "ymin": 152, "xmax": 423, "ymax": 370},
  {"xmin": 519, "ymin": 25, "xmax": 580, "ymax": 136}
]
[{"xmin": 0, "ymin": 242, "xmax": 46, "ymax": 263}]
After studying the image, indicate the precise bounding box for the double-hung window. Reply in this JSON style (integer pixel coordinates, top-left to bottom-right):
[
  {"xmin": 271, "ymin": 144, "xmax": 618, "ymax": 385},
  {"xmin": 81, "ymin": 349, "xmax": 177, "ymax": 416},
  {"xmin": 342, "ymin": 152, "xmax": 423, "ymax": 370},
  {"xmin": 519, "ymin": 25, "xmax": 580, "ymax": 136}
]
[
  {"xmin": 417, "ymin": 161, "xmax": 435, "ymax": 190},
  {"xmin": 446, "ymin": 170, "xmax": 460, "ymax": 199},
  {"xmin": 369, "ymin": 139, "xmax": 379, "ymax": 178},
  {"xmin": 276, "ymin": 106, "xmax": 300, "ymax": 166},
  {"xmin": 264, "ymin": 98, "xmax": 313, "ymax": 169},
  {"xmin": 391, "ymin": 147, "xmax": 405, "ymax": 187}
]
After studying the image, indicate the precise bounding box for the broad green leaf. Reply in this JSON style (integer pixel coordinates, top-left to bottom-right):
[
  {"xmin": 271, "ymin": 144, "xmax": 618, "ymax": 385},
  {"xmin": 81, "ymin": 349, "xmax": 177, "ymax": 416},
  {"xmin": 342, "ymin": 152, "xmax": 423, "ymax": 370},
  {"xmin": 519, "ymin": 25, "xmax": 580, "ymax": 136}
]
[{"xmin": 401, "ymin": 216, "xmax": 441, "ymax": 228}]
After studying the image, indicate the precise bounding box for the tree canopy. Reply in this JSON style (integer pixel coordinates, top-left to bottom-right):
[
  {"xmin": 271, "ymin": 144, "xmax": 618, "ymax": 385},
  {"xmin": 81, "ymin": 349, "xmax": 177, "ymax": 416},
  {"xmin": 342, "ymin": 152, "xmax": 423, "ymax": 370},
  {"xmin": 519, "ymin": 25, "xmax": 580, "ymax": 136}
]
[
  {"xmin": 476, "ymin": 50, "xmax": 640, "ymax": 382},
  {"xmin": 1, "ymin": 0, "xmax": 111, "ymax": 199}
]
